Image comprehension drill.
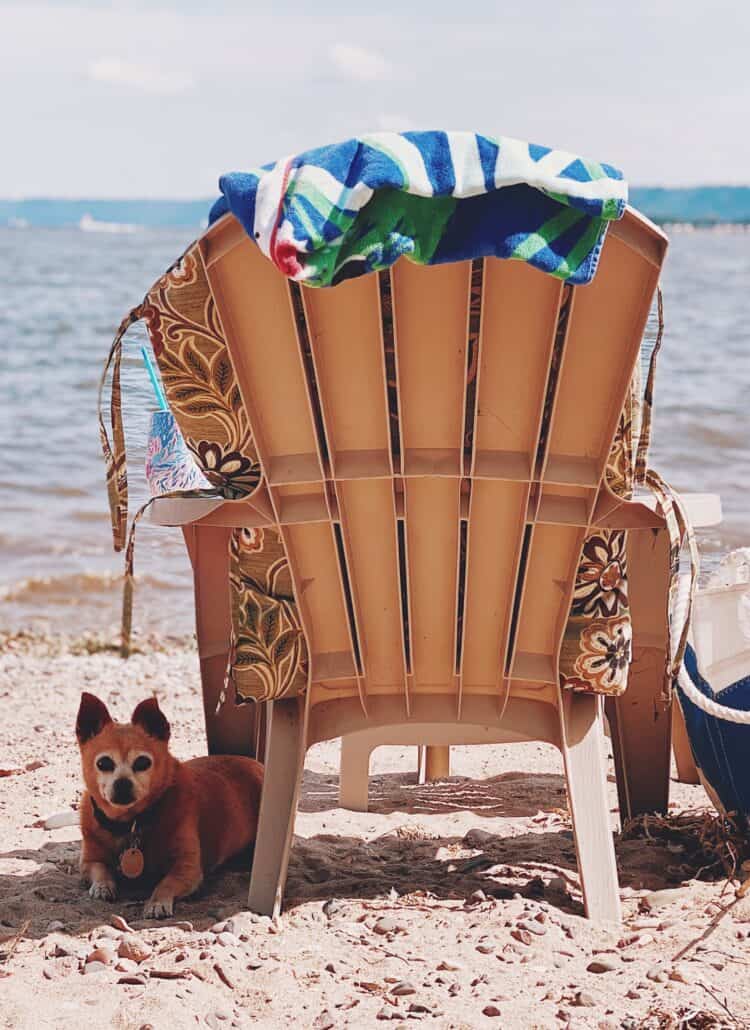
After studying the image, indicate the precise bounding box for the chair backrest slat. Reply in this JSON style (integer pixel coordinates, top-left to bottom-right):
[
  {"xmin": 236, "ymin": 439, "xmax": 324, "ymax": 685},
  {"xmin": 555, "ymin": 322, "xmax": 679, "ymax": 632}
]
[
  {"xmin": 203, "ymin": 238, "xmax": 325, "ymax": 486},
  {"xmin": 460, "ymin": 478, "xmax": 528, "ymax": 692},
  {"xmin": 473, "ymin": 259, "xmax": 564, "ymax": 479},
  {"xmin": 302, "ymin": 274, "xmax": 392, "ymax": 476},
  {"xmin": 544, "ymin": 233, "xmax": 658, "ymax": 485},
  {"xmin": 392, "ymin": 259, "xmax": 471, "ymax": 477}
]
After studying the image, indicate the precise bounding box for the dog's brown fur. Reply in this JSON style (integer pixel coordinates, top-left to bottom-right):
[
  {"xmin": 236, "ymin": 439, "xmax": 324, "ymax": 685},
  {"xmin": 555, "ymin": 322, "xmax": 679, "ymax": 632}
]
[{"xmin": 75, "ymin": 692, "xmax": 263, "ymax": 918}]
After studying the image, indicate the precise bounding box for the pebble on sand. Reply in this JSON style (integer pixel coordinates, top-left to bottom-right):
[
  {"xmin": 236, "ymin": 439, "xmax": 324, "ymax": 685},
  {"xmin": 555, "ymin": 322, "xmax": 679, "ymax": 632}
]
[
  {"xmin": 86, "ymin": 947, "xmax": 114, "ymax": 965},
  {"xmin": 117, "ymin": 935, "xmax": 152, "ymax": 964},
  {"xmin": 669, "ymin": 965, "xmax": 690, "ymax": 984},
  {"xmin": 373, "ymin": 917, "xmax": 402, "ymax": 936},
  {"xmin": 83, "ymin": 961, "xmax": 108, "ymax": 975},
  {"xmin": 573, "ymin": 991, "xmax": 597, "ymax": 1007},
  {"xmin": 647, "ymin": 966, "xmax": 669, "ymax": 983},
  {"xmin": 391, "ymin": 981, "xmax": 416, "ymax": 996},
  {"xmin": 109, "ymin": 915, "xmax": 134, "ymax": 933},
  {"xmin": 587, "ymin": 959, "xmax": 618, "ymax": 974},
  {"xmin": 641, "ymin": 888, "xmax": 690, "ymax": 911}
]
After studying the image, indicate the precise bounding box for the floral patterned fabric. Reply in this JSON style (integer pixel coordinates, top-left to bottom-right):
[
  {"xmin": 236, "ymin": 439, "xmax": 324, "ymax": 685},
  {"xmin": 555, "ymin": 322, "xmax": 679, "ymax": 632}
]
[
  {"xmin": 141, "ymin": 244, "xmax": 309, "ymax": 702},
  {"xmin": 229, "ymin": 528, "xmax": 308, "ymax": 701},
  {"xmin": 558, "ymin": 372, "xmax": 640, "ymax": 698},
  {"xmin": 558, "ymin": 294, "xmax": 673, "ymax": 699},
  {"xmin": 573, "ymin": 531, "xmax": 628, "ymax": 619},
  {"xmin": 142, "ymin": 249, "xmax": 262, "ymax": 499}
]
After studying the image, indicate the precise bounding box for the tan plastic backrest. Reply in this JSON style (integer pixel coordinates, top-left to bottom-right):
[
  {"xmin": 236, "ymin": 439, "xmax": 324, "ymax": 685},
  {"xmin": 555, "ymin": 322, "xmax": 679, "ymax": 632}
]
[{"xmin": 198, "ymin": 209, "xmax": 667, "ymax": 715}]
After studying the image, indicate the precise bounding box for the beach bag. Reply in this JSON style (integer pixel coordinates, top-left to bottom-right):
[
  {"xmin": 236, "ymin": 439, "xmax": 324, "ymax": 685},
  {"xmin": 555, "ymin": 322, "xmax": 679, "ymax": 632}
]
[{"xmin": 677, "ymin": 555, "xmax": 750, "ymax": 818}]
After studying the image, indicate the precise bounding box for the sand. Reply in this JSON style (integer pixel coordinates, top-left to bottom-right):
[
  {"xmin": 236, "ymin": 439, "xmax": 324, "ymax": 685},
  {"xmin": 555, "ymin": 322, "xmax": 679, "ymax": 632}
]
[{"xmin": 1, "ymin": 635, "xmax": 749, "ymax": 1030}]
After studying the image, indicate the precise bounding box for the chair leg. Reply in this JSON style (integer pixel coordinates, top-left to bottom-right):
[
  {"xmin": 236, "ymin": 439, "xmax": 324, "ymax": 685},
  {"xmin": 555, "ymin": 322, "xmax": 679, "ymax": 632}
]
[
  {"xmin": 559, "ymin": 691, "xmax": 621, "ymax": 925},
  {"xmin": 248, "ymin": 698, "xmax": 305, "ymax": 918},
  {"xmin": 183, "ymin": 525, "xmax": 258, "ymax": 758},
  {"xmin": 417, "ymin": 746, "xmax": 426, "ymax": 784},
  {"xmin": 339, "ymin": 736, "xmax": 373, "ymax": 812},
  {"xmin": 671, "ymin": 698, "xmax": 700, "ymax": 784},
  {"xmin": 340, "ymin": 738, "xmax": 450, "ymax": 808},
  {"xmin": 424, "ymin": 745, "xmax": 451, "ymax": 780},
  {"xmin": 608, "ymin": 527, "xmax": 672, "ymax": 820}
]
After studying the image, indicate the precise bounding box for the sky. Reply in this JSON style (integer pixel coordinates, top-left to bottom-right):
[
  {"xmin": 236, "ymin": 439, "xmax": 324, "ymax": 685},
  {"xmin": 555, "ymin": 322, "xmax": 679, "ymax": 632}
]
[{"xmin": 2, "ymin": 0, "xmax": 749, "ymax": 197}]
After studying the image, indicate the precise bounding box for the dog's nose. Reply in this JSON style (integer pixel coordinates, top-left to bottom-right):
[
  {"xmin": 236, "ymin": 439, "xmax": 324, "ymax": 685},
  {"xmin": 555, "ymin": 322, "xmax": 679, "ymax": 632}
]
[{"xmin": 112, "ymin": 777, "xmax": 134, "ymax": 805}]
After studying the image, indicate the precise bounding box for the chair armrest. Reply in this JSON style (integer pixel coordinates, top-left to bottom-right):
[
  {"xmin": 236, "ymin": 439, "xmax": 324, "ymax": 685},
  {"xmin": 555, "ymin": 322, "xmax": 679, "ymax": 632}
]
[
  {"xmin": 679, "ymin": 493, "xmax": 722, "ymax": 528},
  {"xmin": 629, "ymin": 491, "xmax": 722, "ymax": 530},
  {"xmin": 147, "ymin": 497, "xmax": 226, "ymax": 526},
  {"xmin": 147, "ymin": 495, "xmax": 274, "ymax": 529},
  {"xmin": 147, "ymin": 492, "xmax": 722, "ymax": 531}
]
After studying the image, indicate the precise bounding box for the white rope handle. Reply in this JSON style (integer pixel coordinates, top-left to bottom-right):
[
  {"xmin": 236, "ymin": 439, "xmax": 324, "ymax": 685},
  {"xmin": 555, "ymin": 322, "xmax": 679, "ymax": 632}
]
[
  {"xmin": 677, "ymin": 662, "xmax": 750, "ymax": 725},
  {"xmin": 672, "ymin": 571, "xmax": 750, "ymax": 724}
]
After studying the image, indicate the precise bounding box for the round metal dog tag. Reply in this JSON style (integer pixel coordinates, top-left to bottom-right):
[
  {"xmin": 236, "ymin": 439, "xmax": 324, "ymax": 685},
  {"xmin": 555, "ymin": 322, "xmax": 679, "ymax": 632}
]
[{"xmin": 120, "ymin": 847, "xmax": 144, "ymax": 879}]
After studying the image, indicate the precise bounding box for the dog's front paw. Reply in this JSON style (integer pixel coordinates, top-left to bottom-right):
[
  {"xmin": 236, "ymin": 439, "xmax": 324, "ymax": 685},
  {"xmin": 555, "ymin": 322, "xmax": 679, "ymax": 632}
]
[
  {"xmin": 143, "ymin": 896, "xmax": 173, "ymax": 919},
  {"xmin": 89, "ymin": 880, "xmax": 117, "ymax": 902}
]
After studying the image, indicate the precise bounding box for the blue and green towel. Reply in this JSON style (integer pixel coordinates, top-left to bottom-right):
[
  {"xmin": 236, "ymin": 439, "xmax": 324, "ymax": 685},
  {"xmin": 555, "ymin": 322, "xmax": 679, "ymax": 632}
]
[{"xmin": 210, "ymin": 130, "xmax": 628, "ymax": 287}]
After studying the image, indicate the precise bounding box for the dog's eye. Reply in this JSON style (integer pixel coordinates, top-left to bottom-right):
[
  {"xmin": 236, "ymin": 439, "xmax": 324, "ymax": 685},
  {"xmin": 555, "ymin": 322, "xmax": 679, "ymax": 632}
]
[
  {"xmin": 132, "ymin": 755, "xmax": 152, "ymax": 773},
  {"xmin": 96, "ymin": 756, "xmax": 115, "ymax": 772}
]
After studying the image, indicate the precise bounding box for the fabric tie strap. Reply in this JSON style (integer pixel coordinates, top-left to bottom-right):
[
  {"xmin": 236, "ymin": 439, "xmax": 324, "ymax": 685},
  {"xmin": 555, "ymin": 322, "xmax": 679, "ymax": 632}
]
[
  {"xmin": 98, "ymin": 305, "xmax": 144, "ymax": 552},
  {"xmin": 119, "ymin": 487, "xmax": 224, "ymax": 657},
  {"xmin": 630, "ymin": 287, "xmax": 699, "ymax": 704}
]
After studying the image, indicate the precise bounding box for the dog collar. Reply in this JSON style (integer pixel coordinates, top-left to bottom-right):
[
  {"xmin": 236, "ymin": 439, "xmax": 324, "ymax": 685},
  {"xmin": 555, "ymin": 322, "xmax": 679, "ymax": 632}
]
[
  {"xmin": 90, "ymin": 795, "xmax": 135, "ymax": 837},
  {"xmin": 90, "ymin": 788, "xmax": 173, "ymax": 836}
]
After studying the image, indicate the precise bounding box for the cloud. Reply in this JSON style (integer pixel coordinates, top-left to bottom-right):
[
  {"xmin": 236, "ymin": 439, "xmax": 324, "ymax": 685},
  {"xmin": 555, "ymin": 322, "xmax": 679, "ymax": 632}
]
[
  {"xmin": 87, "ymin": 57, "xmax": 194, "ymax": 96},
  {"xmin": 329, "ymin": 43, "xmax": 392, "ymax": 82}
]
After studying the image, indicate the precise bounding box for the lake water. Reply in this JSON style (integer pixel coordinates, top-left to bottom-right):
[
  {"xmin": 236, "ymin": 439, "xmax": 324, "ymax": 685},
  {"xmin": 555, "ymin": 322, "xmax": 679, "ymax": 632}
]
[{"xmin": 1, "ymin": 226, "xmax": 748, "ymax": 639}]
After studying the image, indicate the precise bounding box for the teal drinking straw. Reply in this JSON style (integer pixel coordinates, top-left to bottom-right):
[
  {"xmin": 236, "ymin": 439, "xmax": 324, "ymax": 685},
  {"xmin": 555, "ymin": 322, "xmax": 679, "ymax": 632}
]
[{"xmin": 140, "ymin": 345, "xmax": 168, "ymax": 410}]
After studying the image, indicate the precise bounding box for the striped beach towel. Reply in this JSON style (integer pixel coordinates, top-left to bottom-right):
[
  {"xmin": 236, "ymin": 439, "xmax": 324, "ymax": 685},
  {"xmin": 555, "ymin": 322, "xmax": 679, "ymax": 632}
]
[{"xmin": 210, "ymin": 130, "xmax": 627, "ymax": 288}]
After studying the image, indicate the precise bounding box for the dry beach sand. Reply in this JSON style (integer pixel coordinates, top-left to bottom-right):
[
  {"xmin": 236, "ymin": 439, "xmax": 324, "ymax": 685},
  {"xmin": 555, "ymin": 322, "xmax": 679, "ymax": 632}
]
[{"xmin": 1, "ymin": 635, "xmax": 750, "ymax": 1029}]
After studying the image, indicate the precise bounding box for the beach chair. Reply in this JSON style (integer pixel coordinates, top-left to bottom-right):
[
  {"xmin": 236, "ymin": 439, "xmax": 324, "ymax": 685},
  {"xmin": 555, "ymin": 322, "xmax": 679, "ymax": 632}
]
[{"xmin": 139, "ymin": 203, "xmax": 711, "ymax": 926}]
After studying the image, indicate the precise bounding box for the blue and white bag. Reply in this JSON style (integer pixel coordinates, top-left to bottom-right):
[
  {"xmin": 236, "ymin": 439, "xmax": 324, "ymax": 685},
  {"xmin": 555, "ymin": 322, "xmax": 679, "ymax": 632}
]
[{"xmin": 677, "ymin": 553, "xmax": 750, "ymax": 818}]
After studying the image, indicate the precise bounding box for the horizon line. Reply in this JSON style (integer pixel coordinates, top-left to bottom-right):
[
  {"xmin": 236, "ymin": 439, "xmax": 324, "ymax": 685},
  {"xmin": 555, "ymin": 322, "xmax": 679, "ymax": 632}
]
[{"xmin": 3, "ymin": 184, "xmax": 750, "ymax": 203}]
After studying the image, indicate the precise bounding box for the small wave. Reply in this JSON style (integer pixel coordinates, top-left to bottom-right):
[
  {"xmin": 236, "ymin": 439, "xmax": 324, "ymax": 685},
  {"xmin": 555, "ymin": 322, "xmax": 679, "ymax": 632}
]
[
  {"xmin": 78, "ymin": 213, "xmax": 138, "ymax": 235},
  {"xmin": 0, "ymin": 481, "xmax": 89, "ymax": 498},
  {"xmin": 69, "ymin": 509, "xmax": 110, "ymax": 523},
  {"xmin": 0, "ymin": 570, "xmax": 177, "ymax": 604},
  {"xmin": 687, "ymin": 424, "xmax": 744, "ymax": 450}
]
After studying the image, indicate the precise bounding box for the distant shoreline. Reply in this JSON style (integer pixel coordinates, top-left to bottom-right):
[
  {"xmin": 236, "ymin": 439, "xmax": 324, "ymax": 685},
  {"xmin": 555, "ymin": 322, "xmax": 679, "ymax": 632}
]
[
  {"xmin": 4, "ymin": 220, "xmax": 745, "ymax": 231},
  {"xmin": 660, "ymin": 221, "xmax": 750, "ymax": 231},
  {"xmin": 3, "ymin": 187, "xmax": 750, "ymax": 230}
]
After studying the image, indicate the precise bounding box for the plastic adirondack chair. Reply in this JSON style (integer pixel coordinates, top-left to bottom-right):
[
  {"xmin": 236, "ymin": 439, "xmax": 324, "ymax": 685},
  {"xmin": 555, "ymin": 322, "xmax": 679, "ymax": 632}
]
[{"xmin": 148, "ymin": 206, "xmax": 716, "ymax": 925}]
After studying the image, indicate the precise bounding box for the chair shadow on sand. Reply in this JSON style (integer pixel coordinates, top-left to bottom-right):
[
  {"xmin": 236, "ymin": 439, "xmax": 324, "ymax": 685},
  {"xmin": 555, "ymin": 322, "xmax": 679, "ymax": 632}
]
[
  {"xmin": 0, "ymin": 769, "xmax": 685, "ymax": 942},
  {"xmin": 298, "ymin": 768, "xmax": 570, "ymax": 818}
]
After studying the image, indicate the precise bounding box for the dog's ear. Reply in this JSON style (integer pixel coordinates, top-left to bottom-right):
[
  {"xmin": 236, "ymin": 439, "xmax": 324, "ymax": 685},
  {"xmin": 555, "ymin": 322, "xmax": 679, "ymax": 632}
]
[
  {"xmin": 131, "ymin": 697, "xmax": 170, "ymax": 741},
  {"xmin": 76, "ymin": 693, "xmax": 113, "ymax": 744}
]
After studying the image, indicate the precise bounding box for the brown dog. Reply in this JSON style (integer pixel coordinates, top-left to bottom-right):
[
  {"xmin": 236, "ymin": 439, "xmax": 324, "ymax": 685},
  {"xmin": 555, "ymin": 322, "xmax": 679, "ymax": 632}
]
[{"xmin": 75, "ymin": 692, "xmax": 263, "ymax": 918}]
